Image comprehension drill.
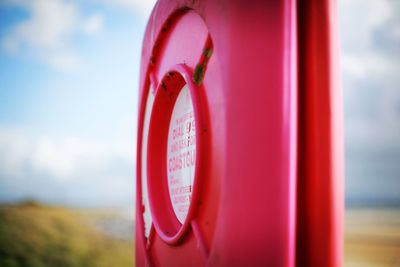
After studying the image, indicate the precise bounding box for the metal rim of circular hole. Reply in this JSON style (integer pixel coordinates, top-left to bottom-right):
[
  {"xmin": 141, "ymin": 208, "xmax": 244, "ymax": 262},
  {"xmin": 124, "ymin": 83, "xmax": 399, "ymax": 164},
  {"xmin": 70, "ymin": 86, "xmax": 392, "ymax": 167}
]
[{"xmin": 146, "ymin": 64, "xmax": 204, "ymax": 245}]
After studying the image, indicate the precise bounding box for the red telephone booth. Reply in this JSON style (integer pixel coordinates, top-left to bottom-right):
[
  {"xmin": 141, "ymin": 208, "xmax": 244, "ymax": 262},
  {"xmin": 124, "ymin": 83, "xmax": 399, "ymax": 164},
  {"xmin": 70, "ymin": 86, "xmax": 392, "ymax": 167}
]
[{"xmin": 136, "ymin": 0, "xmax": 344, "ymax": 266}]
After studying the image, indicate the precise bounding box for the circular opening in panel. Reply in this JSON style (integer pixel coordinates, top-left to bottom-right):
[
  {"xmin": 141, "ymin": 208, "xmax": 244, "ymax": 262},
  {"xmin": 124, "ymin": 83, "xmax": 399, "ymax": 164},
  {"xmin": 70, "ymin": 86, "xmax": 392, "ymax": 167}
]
[{"xmin": 147, "ymin": 65, "xmax": 203, "ymax": 244}]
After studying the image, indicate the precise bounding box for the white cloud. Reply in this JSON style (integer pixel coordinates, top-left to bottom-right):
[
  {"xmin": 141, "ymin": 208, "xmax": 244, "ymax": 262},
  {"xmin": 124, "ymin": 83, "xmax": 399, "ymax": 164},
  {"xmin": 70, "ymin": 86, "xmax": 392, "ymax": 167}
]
[
  {"xmin": 97, "ymin": 0, "xmax": 156, "ymax": 17},
  {"xmin": 339, "ymin": 0, "xmax": 398, "ymax": 78},
  {"xmin": 0, "ymin": 126, "xmax": 135, "ymax": 206},
  {"xmin": 83, "ymin": 13, "xmax": 104, "ymax": 35},
  {"xmin": 1, "ymin": 0, "xmax": 104, "ymax": 71},
  {"xmin": 11, "ymin": 0, "xmax": 78, "ymax": 50},
  {"xmin": 342, "ymin": 0, "xmax": 392, "ymax": 26},
  {"xmin": 0, "ymin": 127, "xmax": 133, "ymax": 182},
  {"xmin": 44, "ymin": 51, "xmax": 82, "ymax": 72},
  {"xmin": 341, "ymin": 52, "xmax": 400, "ymax": 79},
  {"xmin": 339, "ymin": 0, "xmax": 400, "ymax": 146},
  {"xmin": 340, "ymin": 0, "xmax": 392, "ymax": 42},
  {"xmin": 0, "ymin": 129, "xmax": 31, "ymax": 178}
]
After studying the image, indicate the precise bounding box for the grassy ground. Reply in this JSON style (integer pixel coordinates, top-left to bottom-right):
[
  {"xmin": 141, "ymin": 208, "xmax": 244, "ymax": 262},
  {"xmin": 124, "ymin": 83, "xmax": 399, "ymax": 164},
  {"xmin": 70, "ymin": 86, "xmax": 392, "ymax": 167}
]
[
  {"xmin": 345, "ymin": 208, "xmax": 400, "ymax": 267},
  {"xmin": 1, "ymin": 202, "xmax": 399, "ymax": 267},
  {"xmin": 0, "ymin": 202, "xmax": 134, "ymax": 267}
]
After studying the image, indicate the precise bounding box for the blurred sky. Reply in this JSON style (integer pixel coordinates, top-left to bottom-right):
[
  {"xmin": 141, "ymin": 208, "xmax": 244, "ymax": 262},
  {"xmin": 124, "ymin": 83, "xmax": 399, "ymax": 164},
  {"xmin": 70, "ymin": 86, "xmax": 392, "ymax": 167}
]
[
  {"xmin": 339, "ymin": 0, "xmax": 400, "ymax": 205},
  {"xmin": 0, "ymin": 0, "xmax": 156, "ymax": 207},
  {"xmin": 0, "ymin": 0, "xmax": 399, "ymax": 207}
]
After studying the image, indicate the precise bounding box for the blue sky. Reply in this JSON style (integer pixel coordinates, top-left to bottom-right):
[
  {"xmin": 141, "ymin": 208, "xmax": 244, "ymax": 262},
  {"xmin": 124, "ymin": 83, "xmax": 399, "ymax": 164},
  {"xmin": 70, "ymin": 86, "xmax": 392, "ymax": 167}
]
[
  {"xmin": 0, "ymin": 0, "xmax": 156, "ymax": 207},
  {"xmin": 0, "ymin": 0, "xmax": 399, "ymax": 207}
]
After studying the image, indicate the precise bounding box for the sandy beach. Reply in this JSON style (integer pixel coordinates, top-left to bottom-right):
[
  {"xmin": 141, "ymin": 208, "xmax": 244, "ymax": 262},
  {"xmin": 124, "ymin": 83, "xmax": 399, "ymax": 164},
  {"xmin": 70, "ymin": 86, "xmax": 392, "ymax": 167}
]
[{"xmin": 345, "ymin": 208, "xmax": 400, "ymax": 267}]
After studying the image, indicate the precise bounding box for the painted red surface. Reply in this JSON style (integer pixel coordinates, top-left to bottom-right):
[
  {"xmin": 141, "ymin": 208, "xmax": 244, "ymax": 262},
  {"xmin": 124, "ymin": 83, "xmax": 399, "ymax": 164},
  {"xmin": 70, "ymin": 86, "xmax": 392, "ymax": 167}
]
[
  {"xmin": 136, "ymin": 0, "xmax": 343, "ymax": 266},
  {"xmin": 296, "ymin": 0, "xmax": 344, "ymax": 266}
]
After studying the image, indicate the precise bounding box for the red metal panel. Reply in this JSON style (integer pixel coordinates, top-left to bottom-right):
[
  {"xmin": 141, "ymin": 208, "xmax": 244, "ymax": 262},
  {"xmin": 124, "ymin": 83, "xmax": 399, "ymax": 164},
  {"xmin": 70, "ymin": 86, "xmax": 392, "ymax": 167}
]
[
  {"xmin": 296, "ymin": 0, "xmax": 344, "ymax": 266},
  {"xmin": 136, "ymin": 0, "xmax": 343, "ymax": 266}
]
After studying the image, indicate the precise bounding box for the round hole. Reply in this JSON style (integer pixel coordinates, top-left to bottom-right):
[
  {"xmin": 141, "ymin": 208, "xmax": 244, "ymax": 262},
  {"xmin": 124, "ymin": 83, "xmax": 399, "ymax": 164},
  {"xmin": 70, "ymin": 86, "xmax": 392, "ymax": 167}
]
[{"xmin": 147, "ymin": 64, "xmax": 204, "ymax": 244}]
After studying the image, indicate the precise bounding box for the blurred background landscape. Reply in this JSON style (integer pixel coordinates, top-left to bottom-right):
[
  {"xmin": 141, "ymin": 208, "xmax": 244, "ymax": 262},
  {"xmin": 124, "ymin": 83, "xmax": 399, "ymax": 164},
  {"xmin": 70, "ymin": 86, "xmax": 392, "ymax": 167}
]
[
  {"xmin": 0, "ymin": 0, "xmax": 156, "ymax": 266},
  {"xmin": 0, "ymin": 0, "xmax": 399, "ymax": 266},
  {"xmin": 340, "ymin": 1, "xmax": 400, "ymax": 266}
]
